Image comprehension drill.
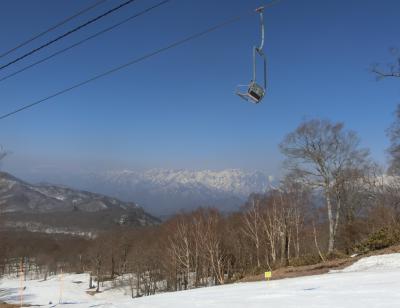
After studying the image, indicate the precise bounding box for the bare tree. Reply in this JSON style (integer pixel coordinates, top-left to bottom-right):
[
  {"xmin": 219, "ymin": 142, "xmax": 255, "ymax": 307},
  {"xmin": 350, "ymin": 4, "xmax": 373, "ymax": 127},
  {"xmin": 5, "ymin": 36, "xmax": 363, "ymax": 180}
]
[
  {"xmin": 241, "ymin": 199, "xmax": 262, "ymax": 268},
  {"xmin": 260, "ymin": 200, "xmax": 279, "ymax": 265},
  {"xmin": 262, "ymin": 187, "xmax": 304, "ymax": 266},
  {"xmin": 280, "ymin": 119, "xmax": 370, "ymax": 253},
  {"xmin": 87, "ymin": 238, "xmax": 106, "ymax": 292},
  {"xmin": 278, "ymin": 179, "xmax": 309, "ymax": 260},
  {"xmin": 197, "ymin": 209, "xmax": 226, "ymax": 285},
  {"xmin": 372, "ymin": 48, "xmax": 400, "ymax": 79},
  {"xmin": 386, "ymin": 105, "xmax": 400, "ymax": 174},
  {"xmin": 167, "ymin": 214, "xmax": 192, "ymax": 290}
]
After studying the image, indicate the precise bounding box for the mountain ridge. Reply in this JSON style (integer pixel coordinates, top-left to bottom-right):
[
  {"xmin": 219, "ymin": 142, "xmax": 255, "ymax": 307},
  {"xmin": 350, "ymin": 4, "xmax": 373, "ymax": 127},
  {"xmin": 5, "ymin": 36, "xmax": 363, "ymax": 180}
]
[
  {"xmin": 78, "ymin": 168, "xmax": 272, "ymax": 215},
  {"xmin": 0, "ymin": 171, "xmax": 159, "ymax": 234}
]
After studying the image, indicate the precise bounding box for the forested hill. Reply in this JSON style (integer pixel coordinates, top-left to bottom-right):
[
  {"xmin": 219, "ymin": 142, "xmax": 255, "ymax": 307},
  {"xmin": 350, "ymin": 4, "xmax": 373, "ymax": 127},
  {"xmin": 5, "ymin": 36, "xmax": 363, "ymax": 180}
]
[{"xmin": 0, "ymin": 171, "xmax": 159, "ymax": 235}]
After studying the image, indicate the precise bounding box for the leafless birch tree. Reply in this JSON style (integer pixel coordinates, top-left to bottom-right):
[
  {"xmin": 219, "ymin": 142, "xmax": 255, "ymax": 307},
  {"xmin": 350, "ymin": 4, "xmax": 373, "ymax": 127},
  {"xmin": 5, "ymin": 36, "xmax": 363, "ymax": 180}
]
[{"xmin": 280, "ymin": 119, "xmax": 369, "ymax": 253}]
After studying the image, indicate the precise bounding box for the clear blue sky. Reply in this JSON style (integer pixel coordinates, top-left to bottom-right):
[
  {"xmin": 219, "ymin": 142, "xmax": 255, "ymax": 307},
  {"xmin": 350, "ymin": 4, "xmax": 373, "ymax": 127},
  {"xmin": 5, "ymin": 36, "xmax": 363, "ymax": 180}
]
[{"xmin": 0, "ymin": 0, "xmax": 399, "ymax": 180}]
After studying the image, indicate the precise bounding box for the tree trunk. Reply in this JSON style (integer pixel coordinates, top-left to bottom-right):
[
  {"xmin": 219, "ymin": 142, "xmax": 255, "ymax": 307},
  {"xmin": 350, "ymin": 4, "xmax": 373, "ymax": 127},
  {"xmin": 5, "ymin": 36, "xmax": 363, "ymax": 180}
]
[
  {"xmin": 326, "ymin": 191, "xmax": 335, "ymax": 253},
  {"xmin": 313, "ymin": 221, "xmax": 325, "ymax": 262},
  {"xmin": 285, "ymin": 232, "xmax": 290, "ymax": 266},
  {"xmin": 255, "ymin": 238, "xmax": 260, "ymax": 268},
  {"xmin": 136, "ymin": 271, "xmax": 141, "ymax": 297},
  {"xmin": 111, "ymin": 255, "xmax": 115, "ymax": 280},
  {"xmin": 96, "ymin": 277, "xmax": 100, "ymax": 292}
]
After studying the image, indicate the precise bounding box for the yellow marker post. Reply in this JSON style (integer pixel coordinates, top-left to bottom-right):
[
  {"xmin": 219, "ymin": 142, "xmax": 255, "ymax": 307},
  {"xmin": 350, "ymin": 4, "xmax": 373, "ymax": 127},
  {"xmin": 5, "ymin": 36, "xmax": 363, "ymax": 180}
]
[{"xmin": 264, "ymin": 271, "xmax": 272, "ymax": 281}]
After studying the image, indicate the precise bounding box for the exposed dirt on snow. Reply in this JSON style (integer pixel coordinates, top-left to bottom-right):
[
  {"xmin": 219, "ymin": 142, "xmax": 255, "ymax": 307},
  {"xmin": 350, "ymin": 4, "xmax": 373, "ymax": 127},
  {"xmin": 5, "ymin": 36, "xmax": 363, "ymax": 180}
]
[
  {"xmin": 0, "ymin": 302, "xmax": 27, "ymax": 307},
  {"xmin": 240, "ymin": 244, "xmax": 400, "ymax": 282}
]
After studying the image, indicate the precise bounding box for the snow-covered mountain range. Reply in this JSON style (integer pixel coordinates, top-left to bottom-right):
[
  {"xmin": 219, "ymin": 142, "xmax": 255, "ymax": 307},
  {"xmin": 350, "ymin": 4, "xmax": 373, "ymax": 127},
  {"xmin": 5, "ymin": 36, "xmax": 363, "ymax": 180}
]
[{"xmin": 78, "ymin": 169, "xmax": 272, "ymax": 215}]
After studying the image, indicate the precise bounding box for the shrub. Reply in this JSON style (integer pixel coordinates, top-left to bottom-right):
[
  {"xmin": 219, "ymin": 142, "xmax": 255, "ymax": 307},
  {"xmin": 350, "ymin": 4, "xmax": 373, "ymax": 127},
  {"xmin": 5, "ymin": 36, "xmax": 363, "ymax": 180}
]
[
  {"xmin": 355, "ymin": 226, "xmax": 400, "ymax": 253},
  {"xmin": 290, "ymin": 254, "xmax": 322, "ymax": 267},
  {"xmin": 326, "ymin": 250, "xmax": 347, "ymax": 261}
]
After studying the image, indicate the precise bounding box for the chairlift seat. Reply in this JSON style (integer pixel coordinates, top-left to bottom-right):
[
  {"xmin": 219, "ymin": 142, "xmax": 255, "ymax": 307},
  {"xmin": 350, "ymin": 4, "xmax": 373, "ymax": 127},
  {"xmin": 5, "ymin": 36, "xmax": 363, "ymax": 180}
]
[
  {"xmin": 248, "ymin": 82, "xmax": 265, "ymax": 103},
  {"xmin": 236, "ymin": 82, "xmax": 265, "ymax": 104}
]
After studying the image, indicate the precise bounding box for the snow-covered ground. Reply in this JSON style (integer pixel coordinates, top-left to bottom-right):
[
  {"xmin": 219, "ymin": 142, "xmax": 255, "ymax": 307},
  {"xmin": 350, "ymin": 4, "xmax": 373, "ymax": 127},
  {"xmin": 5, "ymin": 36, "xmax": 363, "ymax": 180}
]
[{"xmin": 1, "ymin": 253, "xmax": 400, "ymax": 307}]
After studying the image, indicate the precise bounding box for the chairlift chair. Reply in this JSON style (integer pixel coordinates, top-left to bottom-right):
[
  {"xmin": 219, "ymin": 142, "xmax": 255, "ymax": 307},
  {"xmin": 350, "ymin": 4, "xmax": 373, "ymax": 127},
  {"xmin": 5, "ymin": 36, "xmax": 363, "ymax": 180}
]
[{"xmin": 236, "ymin": 7, "xmax": 267, "ymax": 104}]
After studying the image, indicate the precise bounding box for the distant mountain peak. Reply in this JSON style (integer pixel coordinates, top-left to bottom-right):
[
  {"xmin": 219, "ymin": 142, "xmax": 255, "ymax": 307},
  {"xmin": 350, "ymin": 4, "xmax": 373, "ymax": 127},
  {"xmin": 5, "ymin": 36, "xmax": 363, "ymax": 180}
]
[{"xmin": 81, "ymin": 168, "xmax": 273, "ymax": 215}]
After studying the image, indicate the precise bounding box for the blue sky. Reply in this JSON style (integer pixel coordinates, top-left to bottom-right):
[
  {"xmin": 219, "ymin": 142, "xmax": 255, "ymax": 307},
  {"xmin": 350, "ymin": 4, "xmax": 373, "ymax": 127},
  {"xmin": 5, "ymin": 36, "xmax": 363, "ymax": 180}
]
[{"xmin": 0, "ymin": 0, "xmax": 400, "ymax": 180}]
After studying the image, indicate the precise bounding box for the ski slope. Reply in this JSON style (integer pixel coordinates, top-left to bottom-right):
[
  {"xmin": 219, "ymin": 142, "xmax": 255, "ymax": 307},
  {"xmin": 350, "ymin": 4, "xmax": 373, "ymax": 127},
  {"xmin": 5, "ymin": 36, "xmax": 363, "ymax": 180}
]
[{"xmin": 1, "ymin": 253, "xmax": 400, "ymax": 307}]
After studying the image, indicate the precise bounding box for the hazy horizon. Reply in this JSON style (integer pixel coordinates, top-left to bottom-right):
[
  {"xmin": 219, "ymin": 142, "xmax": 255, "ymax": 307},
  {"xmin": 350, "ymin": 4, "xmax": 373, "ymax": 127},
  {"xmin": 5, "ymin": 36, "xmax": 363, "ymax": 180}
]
[{"xmin": 0, "ymin": 0, "xmax": 397, "ymax": 184}]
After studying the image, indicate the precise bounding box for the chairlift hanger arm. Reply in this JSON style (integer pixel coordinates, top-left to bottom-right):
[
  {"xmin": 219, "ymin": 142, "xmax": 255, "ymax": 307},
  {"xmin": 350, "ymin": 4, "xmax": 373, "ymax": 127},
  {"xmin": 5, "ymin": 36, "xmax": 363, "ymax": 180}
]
[
  {"xmin": 255, "ymin": 6, "xmax": 265, "ymax": 52},
  {"xmin": 253, "ymin": 6, "xmax": 266, "ymax": 89},
  {"xmin": 236, "ymin": 6, "xmax": 267, "ymax": 104}
]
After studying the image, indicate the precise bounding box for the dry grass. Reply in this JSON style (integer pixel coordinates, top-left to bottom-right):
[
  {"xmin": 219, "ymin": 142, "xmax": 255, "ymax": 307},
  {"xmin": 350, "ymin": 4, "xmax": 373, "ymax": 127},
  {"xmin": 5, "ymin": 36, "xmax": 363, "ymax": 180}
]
[
  {"xmin": 240, "ymin": 244, "xmax": 400, "ymax": 283},
  {"xmin": 0, "ymin": 301, "xmax": 35, "ymax": 307},
  {"xmin": 0, "ymin": 303, "xmax": 23, "ymax": 308},
  {"xmin": 86, "ymin": 290, "xmax": 101, "ymax": 296}
]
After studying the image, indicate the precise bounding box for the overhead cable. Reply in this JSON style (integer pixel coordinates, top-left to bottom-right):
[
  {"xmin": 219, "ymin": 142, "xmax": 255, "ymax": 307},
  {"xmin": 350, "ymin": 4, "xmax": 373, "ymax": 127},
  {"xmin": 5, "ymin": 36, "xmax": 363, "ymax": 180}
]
[
  {"xmin": 0, "ymin": 0, "xmax": 171, "ymax": 84},
  {"xmin": 0, "ymin": 0, "xmax": 137, "ymax": 72},
  {"xmin": 0, "ymin": 0, "xmax": 108, "ymax": 59}
]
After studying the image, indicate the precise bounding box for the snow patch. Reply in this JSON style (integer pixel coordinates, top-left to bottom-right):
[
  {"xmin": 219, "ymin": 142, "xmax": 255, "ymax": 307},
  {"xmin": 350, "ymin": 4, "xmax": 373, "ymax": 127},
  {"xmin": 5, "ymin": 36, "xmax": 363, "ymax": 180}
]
[
  {"xmin": 1, "ymin": 253, "xmax": 400, "ymax": 307},
  {"xmin": 338, "ymin": 253, "xmax": 400, "ymax": 273}
]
